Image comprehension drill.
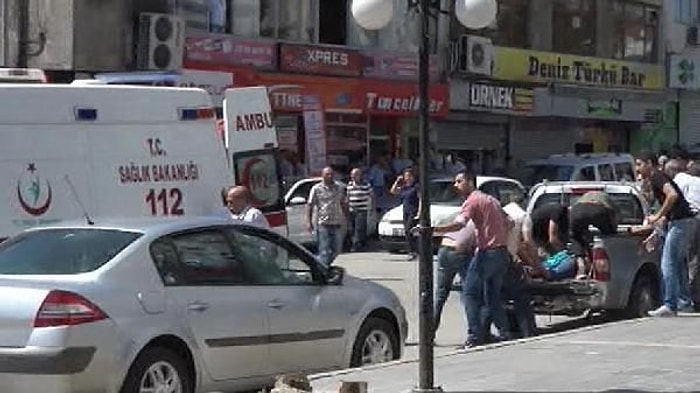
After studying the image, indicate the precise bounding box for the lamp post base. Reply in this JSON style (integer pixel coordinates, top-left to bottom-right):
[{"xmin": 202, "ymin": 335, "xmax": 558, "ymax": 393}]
[{"xmin": 411, "ymin": 387, "xmax": 444, "ymax": 393}]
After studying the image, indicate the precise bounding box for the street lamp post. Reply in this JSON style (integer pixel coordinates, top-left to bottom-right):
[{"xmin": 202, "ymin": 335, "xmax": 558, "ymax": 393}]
[{"xmin": 351, "ymin": 0, "xmax": 497, "ymax": 391}]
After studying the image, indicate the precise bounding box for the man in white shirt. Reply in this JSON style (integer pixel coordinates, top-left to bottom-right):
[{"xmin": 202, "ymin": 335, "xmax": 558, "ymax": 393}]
[{"xmin": 225, "ymin": 186, "xmax": 270, "ymax": 229}]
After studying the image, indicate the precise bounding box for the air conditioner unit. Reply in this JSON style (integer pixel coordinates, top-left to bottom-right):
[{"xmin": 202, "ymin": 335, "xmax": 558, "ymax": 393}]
[
  {"xmin": 137, "ymin": 13, "xmax": 185, "ymax": 71},
  {"xmin": 450, "ymin": 35, "xmax": 493, "ymax": 76},
  {"xmin": 687, "ymin": 25, "xmax": 699, "ymax": 46}
]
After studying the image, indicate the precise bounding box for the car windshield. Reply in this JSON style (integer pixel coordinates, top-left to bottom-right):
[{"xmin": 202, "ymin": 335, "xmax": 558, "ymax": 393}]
[
  {"xmin": 522, "ymin": 165, "xmax": 575, "ymax": 186},
  {"xmin": 0, "ymin": 229, "xmax": 141, "ymax": 274},
  {"xmin": 429, "ymin": 181, "xmax": 461, "ymax": 205}
]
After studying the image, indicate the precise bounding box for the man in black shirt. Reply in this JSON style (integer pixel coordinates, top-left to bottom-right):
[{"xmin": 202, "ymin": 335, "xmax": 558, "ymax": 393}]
[
  {"xmin": 529, "ymin": 203, "xmax": 569, "ymax": 254},
  {"xmin": 636, "ymin": 150, "xmax": 696, "ymax": 317}
]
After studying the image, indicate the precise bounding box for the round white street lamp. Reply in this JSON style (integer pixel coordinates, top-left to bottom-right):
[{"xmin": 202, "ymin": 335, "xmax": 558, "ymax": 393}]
[{"xmin": 351, "ymin": 1, "xmax": 497, "ymax": 392}]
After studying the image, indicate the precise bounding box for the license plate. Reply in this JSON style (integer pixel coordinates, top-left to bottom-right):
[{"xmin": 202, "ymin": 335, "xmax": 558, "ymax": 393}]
[{"xmin": 392, "ymin": 228, "xmax": 404, "ymax": 237}]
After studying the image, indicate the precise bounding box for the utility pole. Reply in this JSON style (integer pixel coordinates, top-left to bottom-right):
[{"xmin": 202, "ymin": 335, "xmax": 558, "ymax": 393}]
[{"xmin": 17, "ymin": 0, "xmax": 29, "ymax": 67}]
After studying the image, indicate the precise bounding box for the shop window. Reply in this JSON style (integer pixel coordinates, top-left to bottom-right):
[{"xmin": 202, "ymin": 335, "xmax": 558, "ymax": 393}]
[
  {"xmin": 346, "ymin": 0, "xmax": 437, "ymax": 53},
  {"xmin": 552, "ymin": 0, "xmax": 596, "ymax": 56},
  {"xmin": 172, "ymin": 0, "xmax": 227, "ymax": 32},
  {"xmin": 612, "ymin": 1, "xmax": 659, "ymax": 63},
  {"xmin": 450, "ymin": 0, "xmax": 528, "ymax": 48},
  {"xmin": 227, "ymin": 0, "xmax": 316, "ymax": 42}
]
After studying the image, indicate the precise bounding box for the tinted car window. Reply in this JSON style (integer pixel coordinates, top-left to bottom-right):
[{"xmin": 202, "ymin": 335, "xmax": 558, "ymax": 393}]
[
  {"xmin": 0, "ymin": 229, "xmax": 140, "ymax": 274},
  {"xmin": 614, "ymin": 163, "xmax": 635, "ymax": 181},
  {"xmin": 574, "ymin": 166, "xmax": 596, "ymax": 181},
  {"xmin": 226, "ymin": 227, "xmax": 317, "ymax": 285},
  {"xmin": 169, "ymin": 230, "xmax": 246, "ymax": 285},
  {"xmin": 599, "ymin": 164, "xmax": 615, "ymax": 181},
  {"xmin": 493, "ymin": 181, "xmax": 526, "ymax": 206},
  {"xmin": 533, "ymin": 193, "xmax": 644, "ymax": 225},
  {"xmin": 522, "ymin": 165, "xmax": 575, "ymax": 185}
]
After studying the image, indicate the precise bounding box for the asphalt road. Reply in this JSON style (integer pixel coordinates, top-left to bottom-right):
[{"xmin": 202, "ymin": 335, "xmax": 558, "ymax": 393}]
[{"xmin": 331, "ymin": 250, "xmax": 596, "ymax": 358}]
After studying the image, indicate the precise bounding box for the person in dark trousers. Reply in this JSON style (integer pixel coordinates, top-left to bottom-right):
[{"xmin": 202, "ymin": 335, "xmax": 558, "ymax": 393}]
[
  {"xmin": 569, "ymin": 191, "xmax": 619, "ymax": 270},
  {"xmin": 529, "ymin": 202, "xmax": 576, "ymax": 280},
  {"xmin": 390, "ymin": 167, "xmax": 419, "ymax": 260},
  {"xmin": 636, "ymin": 149, "xmax": 696, "ymax": 317},
  {"xmin": 346, "ymin": 168, "xmax": 374, "ymax": 252}
]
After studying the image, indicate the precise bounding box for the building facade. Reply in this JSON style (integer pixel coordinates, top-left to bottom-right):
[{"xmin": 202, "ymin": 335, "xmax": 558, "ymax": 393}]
[{"xmin": 0, "ymin": 0, "xmax": 678, "ymax": 175}]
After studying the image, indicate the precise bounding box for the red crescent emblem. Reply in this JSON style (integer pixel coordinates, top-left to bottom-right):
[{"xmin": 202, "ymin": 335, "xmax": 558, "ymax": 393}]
[
  {"xmin": 17, "ymin": 180, "xmax": 52, "ymax": 216},
  {"xmin": 241, "ymin": 157, "xmax": 267, "ymax": 207}
]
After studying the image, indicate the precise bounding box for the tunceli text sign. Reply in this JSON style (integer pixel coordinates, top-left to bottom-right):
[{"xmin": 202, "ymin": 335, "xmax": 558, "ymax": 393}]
[{"xmin": 492, "ymin": 47, "xmax": 665, "ymax": 90}]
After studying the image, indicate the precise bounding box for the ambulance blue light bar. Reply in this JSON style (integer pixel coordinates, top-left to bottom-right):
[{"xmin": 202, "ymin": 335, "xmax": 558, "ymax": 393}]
[
  {"xmin": 75, "ymin": 107, "xmax": 98, "ymax": 121},
  {"xmin": 179, "ymin": 107, "xmax": 215, "ymax": 121}
]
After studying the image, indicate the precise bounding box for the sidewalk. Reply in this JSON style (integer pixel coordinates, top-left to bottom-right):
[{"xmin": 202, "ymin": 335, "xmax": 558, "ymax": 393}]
[{"xmin": 310, "ymin": 316, "xmax": 700, "ymax": 392}]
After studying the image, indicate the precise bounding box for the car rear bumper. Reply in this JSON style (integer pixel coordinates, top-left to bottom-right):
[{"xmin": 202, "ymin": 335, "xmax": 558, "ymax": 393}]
[{"xmin": 0, "ymin": 346, "xmax": 95, "ymax": 374}]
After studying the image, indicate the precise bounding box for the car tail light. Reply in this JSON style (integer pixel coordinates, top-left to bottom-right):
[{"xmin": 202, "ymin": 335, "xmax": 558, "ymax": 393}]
[
  {"xmin": 34, "ymin": 290, "xmax": 108, "ymax": 328},
  {"xmin": 591, "ymin": 248, "xmax": 610, "ymax": 281}
]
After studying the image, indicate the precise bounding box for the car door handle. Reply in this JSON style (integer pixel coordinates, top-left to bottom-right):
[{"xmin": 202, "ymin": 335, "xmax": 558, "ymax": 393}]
[
  {"xmin": 267, "ymin": 300, "xmax": 287, "ymax": 310},
  {"xmin": 187, "ymin": 302, "xmax": 210, "ymax": 312}
]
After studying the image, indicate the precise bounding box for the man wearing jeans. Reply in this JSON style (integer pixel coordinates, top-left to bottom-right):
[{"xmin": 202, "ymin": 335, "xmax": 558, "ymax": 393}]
[
  {"xmin": 307, "ymin": 167, "xmax": 347, "ymax": 266},
  {"xmin": 347, "ymin": 168, "xmax": 374, "ymax": 252},
  {"xmin": 434, "ymin": 171, "xmax": 512, "ymax": 347},
  {"xmin": 433, "ymin": 216, "xmax": 476, "ymax": 334},
  {"xmin": 636, "ymin": 150, "xmax": 696, "ymax": 317}
]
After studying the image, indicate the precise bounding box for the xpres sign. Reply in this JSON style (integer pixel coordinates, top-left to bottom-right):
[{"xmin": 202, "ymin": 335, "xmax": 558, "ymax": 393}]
[{"xmin": 468, "ymin": 82, "xmax": 534, "ymax": 113}]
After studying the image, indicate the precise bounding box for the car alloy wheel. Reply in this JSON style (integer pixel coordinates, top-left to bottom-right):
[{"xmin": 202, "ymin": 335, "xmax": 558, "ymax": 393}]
[
  {"xmin": 361, "ymin": 329, "xmax": 394, "ymax": 365},
  {"xmin": 139, "ymin": 360, "xmax": 183, "ymax": 393}
]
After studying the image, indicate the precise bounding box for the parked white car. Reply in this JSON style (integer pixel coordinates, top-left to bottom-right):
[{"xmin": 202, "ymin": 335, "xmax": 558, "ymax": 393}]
[
  {"xmin": 284, "ymin": 177, "xmax": 377, "ymax": 247},
  {"xmin": 0, "ymin": 217, "xmax": 407, "ymax": 393},
  {"xmin": 377, "ymin": 176, "xmax": 526, "ymax": 253}
]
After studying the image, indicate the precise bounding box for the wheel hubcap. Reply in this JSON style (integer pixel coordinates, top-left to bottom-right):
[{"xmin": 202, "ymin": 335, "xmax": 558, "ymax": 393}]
[
  {"xmin": 360, "ymin": 330, "xmax": 394, "ymax": 365},
  {"xmin": 139, "ymin": 361, "xmax": 182, "ymax": 393}
]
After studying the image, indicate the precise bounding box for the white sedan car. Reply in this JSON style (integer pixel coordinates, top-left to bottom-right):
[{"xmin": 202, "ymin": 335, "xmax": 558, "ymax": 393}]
[
  {"xmin": 0, "ymin": 217, "xmax": 407, "ymax": 393},
  {"xmin": 378, "ymin": 176, "xmax": 527, "ymax": 253}
]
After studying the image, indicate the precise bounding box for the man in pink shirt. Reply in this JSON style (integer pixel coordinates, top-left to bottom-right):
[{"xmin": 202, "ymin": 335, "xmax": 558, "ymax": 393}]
[{"xmin": 434, "ymin": 171, "xmax": 512, "ymax": 347}]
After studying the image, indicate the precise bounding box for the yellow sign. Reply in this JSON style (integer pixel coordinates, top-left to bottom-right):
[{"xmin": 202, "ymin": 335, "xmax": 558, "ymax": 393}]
[{"xmin": 492, "ymin": 47, "xmax": 665, "ymax": 90}]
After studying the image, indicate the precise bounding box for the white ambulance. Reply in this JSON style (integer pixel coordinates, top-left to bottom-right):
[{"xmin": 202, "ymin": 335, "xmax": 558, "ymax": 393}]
[
  {"xmin": 76, "ymin": 71, "xmax": 288, "ymax": 234},
  {"xmin": 0, "ymin": 83, "xmax": 231, "ymax": 241}
]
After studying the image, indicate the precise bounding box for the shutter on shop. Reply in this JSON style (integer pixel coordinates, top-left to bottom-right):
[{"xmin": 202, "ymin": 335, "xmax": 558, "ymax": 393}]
[
  {"xmin": 436, "ymin": 121, "xmax": 505, "ymax": 151},
  {"xmin": 510, "ymin": 121, "xmax": 575, "ymax": 161},
  {"xmin": 679, "ymin": 91, "xmax": 700, "ymax": 147}
]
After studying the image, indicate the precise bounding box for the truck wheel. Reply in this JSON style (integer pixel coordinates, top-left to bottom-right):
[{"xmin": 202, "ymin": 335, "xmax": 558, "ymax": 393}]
[{"xmin": 625, "ymin": 275, "xmax": 659, "ymax": 319}]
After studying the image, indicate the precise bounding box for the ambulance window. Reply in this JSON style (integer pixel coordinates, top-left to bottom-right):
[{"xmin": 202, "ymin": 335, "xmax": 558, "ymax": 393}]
[{"xmin": 234, "ymin": 152, "xmax": 283, "ymax": 211}]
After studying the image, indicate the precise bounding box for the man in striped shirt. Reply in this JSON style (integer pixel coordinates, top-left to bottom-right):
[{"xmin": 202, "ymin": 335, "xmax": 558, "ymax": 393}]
[{"xmin": 347, "ymin": 168, "xmax": 374, "ymax": 252}]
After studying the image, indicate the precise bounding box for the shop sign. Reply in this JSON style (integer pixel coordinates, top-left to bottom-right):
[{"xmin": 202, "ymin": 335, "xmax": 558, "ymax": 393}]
[
  {"xmin": 586, "ymin": 99, "xmax": 623, "ymax": 117},
  {"xmin": 468, "ymin": 82, "xmax": 534, "ymax": 112},
  {"xmin": 492, "ymin": 47, "xmax": 665, "ymax": 90},
  {"xmin": 280, "ymin": 44, "xmax": 363, "ymax": 77},
  {"xmin": 257, "ymin": 73, "xmax": 362, "ymax": 112},
  {"xmin": 361, "ymin": 50, "xmax": 440, "ymax": 81},
  {"xmin": 361, "ymin": 81, "xmax": 449, "ymax": 117},
  {"xmin": 669, "ymin": 54, "xmax": 700, "ymax": 89},
  {"xmin": 184, "ymin": 33, "xmax": 277, "ymax": 70}
]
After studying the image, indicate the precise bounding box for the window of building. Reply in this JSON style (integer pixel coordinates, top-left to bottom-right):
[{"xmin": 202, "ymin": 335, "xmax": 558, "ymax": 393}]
[
  {"xmin": 320, "ymin": 0, "xmax": 347, "ymax": 45},
  {"xmin": 676, "ymin": 0, "xmax": 694, "ymax": 24},
  {"xmin": 346, "ymin": 0, "xmax": 437, "ymax": 53},
  {"xmin": 552, "ymin": 0, "xmax": 596, "ymax": 56},
  {"xmin": 612, "ymin": 1, "xmax": 659, "ymax": 63},
  {"xmin": 449, "ymin": 0, "xmax": 528, "ymax": 48},
  {"xmin": 227, "ymin": 0, "xmax": 316, "ymax": 42}
]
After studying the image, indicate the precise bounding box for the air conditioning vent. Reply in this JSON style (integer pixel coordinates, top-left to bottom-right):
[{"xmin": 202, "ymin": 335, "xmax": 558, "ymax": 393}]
[
  {"xmin": 450, "ymin": 35, "xmax": 493, "ymax": 76},
  {"xmin": 137, "ymin": 13, "xmax": 185, "ymax": 71}
]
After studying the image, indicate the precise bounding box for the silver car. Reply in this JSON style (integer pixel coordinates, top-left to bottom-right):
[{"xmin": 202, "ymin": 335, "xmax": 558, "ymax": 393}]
[{"xmin": 0, "ymin": 217, "xmax": 407, "ymax": 393}]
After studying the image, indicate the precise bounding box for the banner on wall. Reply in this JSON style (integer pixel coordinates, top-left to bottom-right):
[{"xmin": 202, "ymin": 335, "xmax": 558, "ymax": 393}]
[{"xmin": 302, "ymin": 94, "xmax": 327, "ymax": 176}]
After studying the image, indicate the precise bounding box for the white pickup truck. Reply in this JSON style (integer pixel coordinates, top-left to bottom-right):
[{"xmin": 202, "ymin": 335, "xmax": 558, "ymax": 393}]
[{"xmin": 524, "ymin": 181, "xmax": 661, "ymax": 318}]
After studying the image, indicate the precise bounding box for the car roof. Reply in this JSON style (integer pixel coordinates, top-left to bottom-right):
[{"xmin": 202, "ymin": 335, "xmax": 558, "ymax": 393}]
[
  {"xmin": 526, "ymin": 153, "xmax": 634, "ymax": 166},
  {"xmin": 22, "ymin": 216, "xmax": 240, "ymax": 236}
]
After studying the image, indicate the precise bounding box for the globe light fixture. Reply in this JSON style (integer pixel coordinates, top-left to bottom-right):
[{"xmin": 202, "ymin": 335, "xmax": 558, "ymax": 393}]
[
  {"xmin": 351, "ymin": 1, "xmax": 497, "ymax": 392},
  {"xmin": 351, "ymin": 0, "xmax": 395, "ymax": 30}
]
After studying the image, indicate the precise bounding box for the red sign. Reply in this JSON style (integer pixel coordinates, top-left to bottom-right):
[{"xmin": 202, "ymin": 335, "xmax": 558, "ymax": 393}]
[
  {"xmin": 257, "ymin": 73, "xmax": 362, "ymax": 112},
  {"xmin": 362, "ymin": 50, "xmax": 440, "ymax": 81},
  {"xmin": 184, "ymin": 33, "xmax": 277, "ymax": 70},
  {"xmin": 360, "ymin": 81, "xmax": 449, "ymax": 118},
  {"xmin": 280, "ymin": 44, "xmax": 362, "ymax": 77}
]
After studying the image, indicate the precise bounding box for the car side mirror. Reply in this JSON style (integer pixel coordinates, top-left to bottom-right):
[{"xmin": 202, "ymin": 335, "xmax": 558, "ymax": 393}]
[
  {"xmin": 326, "ymin": 266, "xmax": 345, "ymax": 286},
  {"xmin": 289, "ymin": 196, "xmax": 307, "ymax": 205}
]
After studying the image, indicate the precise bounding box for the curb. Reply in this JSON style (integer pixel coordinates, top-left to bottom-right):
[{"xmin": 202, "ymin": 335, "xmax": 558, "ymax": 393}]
[{"xmin": 309, "ymin": 316, "xmax": 648, "ymax": 382}]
